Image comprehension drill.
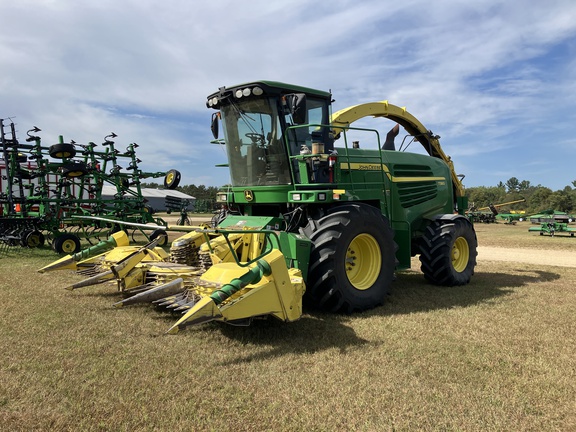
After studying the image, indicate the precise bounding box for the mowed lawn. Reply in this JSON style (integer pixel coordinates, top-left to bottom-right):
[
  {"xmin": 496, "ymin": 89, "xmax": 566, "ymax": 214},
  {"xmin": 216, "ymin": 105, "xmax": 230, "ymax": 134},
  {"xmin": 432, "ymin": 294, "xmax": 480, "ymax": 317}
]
[{"xmin": 1, "ymin": 222, "xmax": 575, "ymax": 431}]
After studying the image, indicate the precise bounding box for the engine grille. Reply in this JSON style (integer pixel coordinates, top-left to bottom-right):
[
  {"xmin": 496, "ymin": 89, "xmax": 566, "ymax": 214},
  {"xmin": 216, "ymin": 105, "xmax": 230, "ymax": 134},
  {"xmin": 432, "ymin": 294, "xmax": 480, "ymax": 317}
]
[{"xmin": 393, "ymin": 164, "xmax": 438, "ymax": 208}]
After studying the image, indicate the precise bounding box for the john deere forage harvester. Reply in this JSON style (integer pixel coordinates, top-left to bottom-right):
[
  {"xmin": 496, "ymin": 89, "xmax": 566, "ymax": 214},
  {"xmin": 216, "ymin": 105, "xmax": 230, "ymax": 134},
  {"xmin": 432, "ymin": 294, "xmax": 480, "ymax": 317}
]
[{"xmin": 41, "ymin": 81, "xmax": 477, "ymax": 333}]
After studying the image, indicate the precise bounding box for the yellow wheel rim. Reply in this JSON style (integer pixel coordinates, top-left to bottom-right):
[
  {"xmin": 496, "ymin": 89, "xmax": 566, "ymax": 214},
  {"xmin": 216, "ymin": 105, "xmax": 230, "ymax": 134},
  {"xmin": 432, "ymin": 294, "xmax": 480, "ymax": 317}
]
[
  {"xmin": 452, "ymin": 237, "xmax": 469, "ymax": 272},
  {"xmin": 154, "ymin": 233, "xmax": 167, "ymax": 246},
  {"xmin": 346, "ymin": 233, "xmax": 381, "ymax": 290},
  {"xmin": 61, "ymin": 239, "xmax": 77, "ymax": 253},
  {"xmin": 166, "ymin": 172, "xmax": 174, "ymax": 184},
  {"xmin": 27, "ymin": 235, "xmax": 40, "ymax": 247}
]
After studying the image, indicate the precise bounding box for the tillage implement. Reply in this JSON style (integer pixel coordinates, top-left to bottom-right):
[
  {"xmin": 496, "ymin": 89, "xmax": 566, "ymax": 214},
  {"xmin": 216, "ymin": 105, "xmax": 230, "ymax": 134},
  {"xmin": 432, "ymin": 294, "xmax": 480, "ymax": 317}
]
[
  {"xmin": 40, "ymin": 81, "xmax": 478, "ymax": 333},
  {"xmin": 1, "ymin": 120, "xmax": 181, "ymax": 253}
]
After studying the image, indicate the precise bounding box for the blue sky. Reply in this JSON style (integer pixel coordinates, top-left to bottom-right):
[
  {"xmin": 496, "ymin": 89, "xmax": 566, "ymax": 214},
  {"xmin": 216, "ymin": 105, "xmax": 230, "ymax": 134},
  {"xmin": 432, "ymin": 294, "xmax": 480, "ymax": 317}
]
[{"xmin": 2, "ymin": 0, "xmax": 575, "ymax": 191}]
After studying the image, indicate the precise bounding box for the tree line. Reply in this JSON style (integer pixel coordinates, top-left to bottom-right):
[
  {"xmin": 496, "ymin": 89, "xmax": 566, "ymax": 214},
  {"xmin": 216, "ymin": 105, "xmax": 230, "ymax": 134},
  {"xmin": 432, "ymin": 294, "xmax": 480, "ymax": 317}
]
[
  {"xmin": 141, "ymin": 182, "xmax": 220, "ymax": 200},
  {"xmin": 466, "ymin": 178, "xmax": 576, "ymax": 214},
  {"xmin": 140, "ymin": 182, "xmax": 221, "ymax": 212}
]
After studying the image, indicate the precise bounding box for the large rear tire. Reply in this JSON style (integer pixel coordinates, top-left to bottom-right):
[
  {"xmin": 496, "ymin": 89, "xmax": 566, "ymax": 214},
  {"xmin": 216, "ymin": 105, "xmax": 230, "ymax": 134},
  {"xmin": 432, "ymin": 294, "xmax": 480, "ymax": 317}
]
[
  {"xmin": 301, "ymin": 203, "xmax": 397, "ymax": 313},
  {"xmin": 419, "ymin": 217, "xmax": 477, "ymax": 286}
]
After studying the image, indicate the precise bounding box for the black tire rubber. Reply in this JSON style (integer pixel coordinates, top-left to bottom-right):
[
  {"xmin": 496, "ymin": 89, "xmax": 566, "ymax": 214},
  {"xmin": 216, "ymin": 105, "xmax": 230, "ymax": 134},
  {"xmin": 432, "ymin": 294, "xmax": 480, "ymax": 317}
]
[
  {"xmin": 16, "ymin": 168, "xmax": 35, "ymax": 180},
  {"xmin": 300, "ymin": 203, "xmax": 397, "ymax": 313},
  {"xmin": 150, "ymin": 229, "xmax": 168, "ymax": 247},
  {"xmin": 62, "ymin": 162, "xmax": 88, "ymax": 178},
  {"xmin": 19, "ymin": 230, "xmax": 32, "ymax": 247},
  {"xmin": 49, "ymin": 143, "xmax": 76, "ymax": 159},
  {"xmin": 53, "ymin": 233, "xmax": 81, "ymax": 254},
  {"xmin": 25, "ymin": 230, "xmax": 45, "ymax": 248},
  {"xmin": 164, "ymin": 169, "xmax": 181, "ymax": 189},
  {"xmin": 419, "ymin": 217, "xmax": 477, "ymax": 286}
]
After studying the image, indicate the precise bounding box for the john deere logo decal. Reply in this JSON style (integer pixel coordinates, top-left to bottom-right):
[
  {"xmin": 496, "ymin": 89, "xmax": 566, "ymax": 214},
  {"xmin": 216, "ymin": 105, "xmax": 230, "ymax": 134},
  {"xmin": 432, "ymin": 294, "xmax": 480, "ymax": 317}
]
[{"xmin": 244, "ymin": 190, "xmax": 254, "ymax": 201}]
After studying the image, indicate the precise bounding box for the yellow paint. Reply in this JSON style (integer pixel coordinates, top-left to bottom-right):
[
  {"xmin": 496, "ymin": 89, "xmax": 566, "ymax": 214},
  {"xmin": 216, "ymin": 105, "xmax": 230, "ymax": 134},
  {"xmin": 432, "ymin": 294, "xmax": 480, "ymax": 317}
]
[
  {"xmin": 330, "ymin": 101, "xmax": 464, "ymax": 197},
  {"xmin": 346, "ymin": 233, "xmax": 381, "ymax": 290},
  {"xmin": 165, "ymin": 249, "xmax": 305, "ymax": 331},
  {"xmin": 340, "ymin": 162, "xmax": 445, "ymax": 183}
]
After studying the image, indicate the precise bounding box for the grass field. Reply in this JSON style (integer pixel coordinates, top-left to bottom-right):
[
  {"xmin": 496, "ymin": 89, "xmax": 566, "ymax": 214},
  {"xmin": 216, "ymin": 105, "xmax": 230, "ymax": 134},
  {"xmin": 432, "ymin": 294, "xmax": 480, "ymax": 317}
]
[{"xmin": 1, "ymin": 222, "xmax": 575, "ymax": 431}]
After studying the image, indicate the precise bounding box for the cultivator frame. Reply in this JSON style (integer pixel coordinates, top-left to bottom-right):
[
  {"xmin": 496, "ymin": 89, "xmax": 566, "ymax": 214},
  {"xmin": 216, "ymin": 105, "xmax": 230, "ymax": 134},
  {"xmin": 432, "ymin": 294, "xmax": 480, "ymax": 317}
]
[{"xmin": 1, "ymin": 119, "xmax": 180, "ymax": 252}]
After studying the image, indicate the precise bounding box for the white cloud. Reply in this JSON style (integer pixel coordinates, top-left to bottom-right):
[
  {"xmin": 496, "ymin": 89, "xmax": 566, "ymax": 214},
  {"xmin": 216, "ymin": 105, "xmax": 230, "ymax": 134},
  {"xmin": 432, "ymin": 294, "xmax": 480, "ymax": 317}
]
[{"xmin": 2, "ymin": 0, "xmax": 576, "ymax": 190}]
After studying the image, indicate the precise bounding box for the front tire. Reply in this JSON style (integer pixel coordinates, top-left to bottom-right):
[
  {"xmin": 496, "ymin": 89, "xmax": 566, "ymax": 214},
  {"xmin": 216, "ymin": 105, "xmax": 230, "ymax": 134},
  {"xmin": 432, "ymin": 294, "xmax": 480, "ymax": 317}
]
[
  {"xmin": 419, "ymin": 217, "xmax": 477, "ymax": 286},
  {"xmin": 301, "ymin": 203, "xmax": 397, "ymax": 313},
  {"xmin": 53, "ymin": 233, "xmax": 81, "ymax": 254}
]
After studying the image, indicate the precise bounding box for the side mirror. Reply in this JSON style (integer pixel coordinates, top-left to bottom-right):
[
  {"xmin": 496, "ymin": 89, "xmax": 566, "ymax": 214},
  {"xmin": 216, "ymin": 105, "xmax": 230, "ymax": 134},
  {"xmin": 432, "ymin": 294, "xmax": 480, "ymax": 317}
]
[
  {"xmin": 211, "ymin": 112, "xmax": 220, "ymax": 139},
  {"xmin": 286, "ymin": 93, "xmax": 307, "ymax": 124}
]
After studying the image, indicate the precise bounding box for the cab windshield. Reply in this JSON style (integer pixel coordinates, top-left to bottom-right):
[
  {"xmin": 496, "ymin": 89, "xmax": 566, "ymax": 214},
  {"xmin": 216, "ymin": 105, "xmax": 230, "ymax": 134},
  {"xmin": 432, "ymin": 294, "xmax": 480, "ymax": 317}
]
[{"xmin": 221, "ymin": 97, "xmax": 291, "ymax": 186}]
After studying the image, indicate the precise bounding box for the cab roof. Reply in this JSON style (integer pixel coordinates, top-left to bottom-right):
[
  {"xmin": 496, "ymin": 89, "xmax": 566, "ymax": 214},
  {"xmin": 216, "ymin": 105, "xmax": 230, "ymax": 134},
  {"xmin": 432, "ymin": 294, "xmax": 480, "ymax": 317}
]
[{"xmin": 207, "ymin": 80, "xmax": 332, "ymax": 100}]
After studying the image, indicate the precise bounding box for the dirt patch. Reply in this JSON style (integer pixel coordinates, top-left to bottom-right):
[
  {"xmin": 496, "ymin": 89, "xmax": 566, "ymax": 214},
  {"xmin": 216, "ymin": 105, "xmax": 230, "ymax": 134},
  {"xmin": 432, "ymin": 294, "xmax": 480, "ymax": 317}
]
[{"xmin": 477, "ymin": 246, "xmax": 576, "ymax": 268}]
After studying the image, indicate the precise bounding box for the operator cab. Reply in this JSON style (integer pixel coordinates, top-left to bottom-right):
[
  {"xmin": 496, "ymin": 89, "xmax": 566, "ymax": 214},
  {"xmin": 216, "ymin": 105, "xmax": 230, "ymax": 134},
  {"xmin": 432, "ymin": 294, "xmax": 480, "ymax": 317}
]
[{"xmin": 207, "ymin": 81, "xmax": 333, "ymax": 187}]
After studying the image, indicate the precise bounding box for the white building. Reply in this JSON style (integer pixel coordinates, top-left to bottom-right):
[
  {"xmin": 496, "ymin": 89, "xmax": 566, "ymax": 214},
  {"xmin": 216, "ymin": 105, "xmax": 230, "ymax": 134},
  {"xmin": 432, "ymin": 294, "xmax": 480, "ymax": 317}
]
[{"xmin": 100, "ymin": 185, "xmax": 195, "ymax": 213}]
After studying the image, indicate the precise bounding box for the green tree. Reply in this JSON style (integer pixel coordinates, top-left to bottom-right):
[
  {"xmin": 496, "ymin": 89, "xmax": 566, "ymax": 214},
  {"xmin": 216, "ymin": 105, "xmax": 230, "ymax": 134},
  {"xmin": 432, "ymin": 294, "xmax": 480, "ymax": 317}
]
[
  {"xmin": 466, "ymin": 186, "xmax": 507, "ymax": 209},
  {"xmin": 140, "ymin": 182, "xmax": 161, "ymax": 188},
  {"xmin": 505, "ymin": 177, "xmax": 520, "ymax": 193},
  {"xmin": 549, "ymin": 188, "xmax": 574, "ymax": 213},
  {"xmin": 518, "ymin": 180, "xmax": 531, "ymax": 191},
  {"xmin": 527, "ymin": 186, "xmax": 553, "ymax": 213}
]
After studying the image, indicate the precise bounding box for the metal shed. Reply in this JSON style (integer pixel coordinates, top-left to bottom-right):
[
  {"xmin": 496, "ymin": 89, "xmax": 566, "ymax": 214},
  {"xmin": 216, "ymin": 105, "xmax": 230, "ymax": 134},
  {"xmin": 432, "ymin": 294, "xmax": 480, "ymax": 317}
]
[{"xmin": 100, "ymin": 185, "xmax": 195, "ymax": 213}]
